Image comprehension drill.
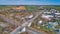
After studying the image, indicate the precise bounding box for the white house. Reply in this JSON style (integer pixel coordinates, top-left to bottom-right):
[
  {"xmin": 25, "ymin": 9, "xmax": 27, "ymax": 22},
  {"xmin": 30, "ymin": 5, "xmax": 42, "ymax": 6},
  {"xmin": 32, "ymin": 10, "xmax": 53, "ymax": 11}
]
[
  {"xmin": 50, "ymin": 9, "xmax": 57, "ymax": 13},
  {"xmin": 55, "ymin": 13, "xmax": 60, "ymax": 20},
  {"xmin": 38, "ymin": 20, "xmax": 43, "ymax": 24},
  {"xmin": 55, "ymin": 13, "xmax": 60, "ymax": 15},
  {"xmin": 49, "ymin": 22, "xmax": 58, "ymax": 27},
  {"xmin": 44, "ymin": 12, "xmax": 51, "ymax": 14},
  {"xmin": 41, "ymin": 14, "xmax": 54, "ymax": 20},
  {"xmin": 25, "ymin": 14, "xmax": 33, "ymax": 19},
  {"xmin": 38, "ymin": 20, "xmax": 45, "ymax": 26},
  {"xmin": 47, "ymin": 22, "xmax": 58, "ymax": 30}
]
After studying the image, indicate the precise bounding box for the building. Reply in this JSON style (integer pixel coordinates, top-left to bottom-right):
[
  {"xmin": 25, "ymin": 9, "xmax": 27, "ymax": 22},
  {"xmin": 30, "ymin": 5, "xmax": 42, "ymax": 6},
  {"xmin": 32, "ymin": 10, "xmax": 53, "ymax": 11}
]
[
  {"xmin": 41, "ymin": 14, "xmax": 54, "ymax": 21},
  {"xmin": 50, "ymin": 9, "xmax": 57, "ymax": 13},
  {"xmin": 47, "ymin": 22, "xmax": 58, "ymax": 30},
  {"xmin": 55, "ymin": 29, "xmax": 60, "ymax": 34},
  {"xmin": 38, "ymin": 20, "xmax": 43, "ymax": 24},
  {"xmin": 55, "ymin": 13, "xmax": 60, "ymax": 20},
  {"xmin": 25, "ymin": 14, "xmax": 33, "ymax": 19},
  {"xmin": 38, "ymin": 6, "xmax": 44, "ymax": 10},
  {"xmin": 49, "ymin": 22, "xmax": 58, "ymax": 26},
  {"xmin": 37, "ymin": 20, "xmax": 45, "ymax": 26}
]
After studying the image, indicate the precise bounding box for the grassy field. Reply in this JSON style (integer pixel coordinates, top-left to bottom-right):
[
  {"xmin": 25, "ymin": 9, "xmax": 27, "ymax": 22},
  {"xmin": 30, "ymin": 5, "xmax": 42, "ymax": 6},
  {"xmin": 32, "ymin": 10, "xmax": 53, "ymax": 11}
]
[
  {"xmin": 25, "ymin": 5, "xmax": 60, "ymax": 11},
  {"xmin": 0, "ymin": 5, "xmax": 60, "ymax": 11},
  {"xmin": 25, "ymin": 6, "xmax": 38, "ymax": 10},
  {"xmin": 44, "ymin": 6, "xmax": 60, "ymax": 11},
  {"xmin": 0, "ymin": 6, "xmax": 16, "ymax": 9}
]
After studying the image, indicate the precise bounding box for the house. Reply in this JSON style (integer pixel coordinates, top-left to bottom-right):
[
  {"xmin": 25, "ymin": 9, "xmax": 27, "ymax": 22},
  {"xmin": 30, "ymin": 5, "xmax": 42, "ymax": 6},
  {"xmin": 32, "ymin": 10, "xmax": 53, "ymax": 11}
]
[
  {"xmin": 55, "ymin": 13, "xmax": 60, "ymax": 17},
  {"xmin": 48, "ymin": 22, "xmax": 58, "ymax": 26},
  {"xmin": 25, "ymin": 14, "xmax": 33, "ymax": 19},
  {"xmin": 55, "ymin": 13, "xmax": 60, "ymax": 20},
  {"xmin": 37, "ymin": 20, "xmax": 45, "ymax": 27},
  {"xmin": 43, "ymin": 9, "xmax": 51, "ymax": 14},
  {"xmin": 38, "ymin": 20, "xmax": 43, "ymax": 24},
  {"xmin": 41, "ymin": 14, "xmax": 54, "ymax": 20},
  {"xmin": 50, "ymin": 9, "xmax": 57, "ymax": 13},
  {"xmin": 43, "ymin": 12, "xmax": 51, "ymax": 14},
  {"xmin": 55, "ymin": 13, "xmax": 60, "ymax": 15},
  {"xmin": 47, "ymin": 22, "xmax": 58, "ymax": 30},
  {"xmin": 38, "ymin": 6, "xmax": 44, "ymax": 10},
  {"xmin": 55, "ymin": 17, "xmax": 60, "ymax": 20},
  {"xmin": 55, "ymin": 29, "xmax": 60, "ymax": 34}
]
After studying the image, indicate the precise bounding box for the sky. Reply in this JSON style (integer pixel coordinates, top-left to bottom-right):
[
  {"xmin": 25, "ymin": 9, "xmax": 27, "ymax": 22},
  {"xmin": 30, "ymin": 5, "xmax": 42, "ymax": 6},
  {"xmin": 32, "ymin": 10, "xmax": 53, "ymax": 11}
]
[{"xmin": 0, "ymin": 0, "xmax": 60, "ymax": 5}]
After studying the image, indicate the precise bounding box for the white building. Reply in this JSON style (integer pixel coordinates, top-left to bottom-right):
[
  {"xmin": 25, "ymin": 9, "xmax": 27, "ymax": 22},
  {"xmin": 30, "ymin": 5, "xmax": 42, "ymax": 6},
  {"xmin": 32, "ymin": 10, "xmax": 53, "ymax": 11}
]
[
  {"xmin": 38, "ymin": 20, "xmax": 43, "ymax": 24},
  {"xmin": 25, "ymin": 14, "xmax": 33, "ymax": 19},
  {"xmin": 41, "ymin": 14, "xmax": 54, "ymax": 20},
  {"xmin": 55, "ymin": 13, "xmax": 60, "ymax": 15},
  {"xmin": 49, "ymin": 22, "xmax": 58, "ymax": 27}
]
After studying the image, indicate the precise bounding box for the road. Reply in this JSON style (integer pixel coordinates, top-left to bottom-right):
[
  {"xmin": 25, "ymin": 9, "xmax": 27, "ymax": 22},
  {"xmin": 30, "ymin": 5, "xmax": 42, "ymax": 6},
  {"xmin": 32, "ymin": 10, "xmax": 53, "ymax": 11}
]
[
  {"xmin": 10, "ymin": 26, "xmax": 22, "ymax": 34},
  {"xmin": 22, "ymin": 12, "xmax": 42, "ymax": 27},
  {"xmin": 0, "ymin": 11, "xmax": 43, "ymax": 34},
  {"xmin": 27, "ymin": 27, "xmax": 44, "ymax": 34},
  {"xmin": 10, "ymin": 12, "xmax": 43, "ymax": 34}
]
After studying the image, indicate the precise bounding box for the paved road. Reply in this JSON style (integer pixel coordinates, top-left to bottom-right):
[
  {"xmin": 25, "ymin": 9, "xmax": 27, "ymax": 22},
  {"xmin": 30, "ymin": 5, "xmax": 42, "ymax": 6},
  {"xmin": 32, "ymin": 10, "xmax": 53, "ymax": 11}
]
[
  {"xmin": 10, "ymin": 26, "xmax": 22, "ymax": 34},
  {"xmin": 22, "ymin": 12, "xmax": 42, "ymax": 27},
  {"xmin": 10, "ymin": 12, "xmax": 43, "ymax": 34},
  {"xmin": 0, "ymin": 12, "xmax": 43, "ymax": 34},
  {"xmin": 27, "ymin": 27, "xmax": 44, "ymax": 34}
]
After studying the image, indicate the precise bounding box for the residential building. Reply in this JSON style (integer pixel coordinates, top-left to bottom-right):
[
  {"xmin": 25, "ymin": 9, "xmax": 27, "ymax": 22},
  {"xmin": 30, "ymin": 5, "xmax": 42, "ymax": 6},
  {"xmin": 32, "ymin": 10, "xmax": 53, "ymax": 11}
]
[
  {"xmin": 41, "ymin": 14, "xmax": 54, "ymax": 21},
  {"xmin": 47, "ymin": 22, "xmax": 58, "ymax": 30}
]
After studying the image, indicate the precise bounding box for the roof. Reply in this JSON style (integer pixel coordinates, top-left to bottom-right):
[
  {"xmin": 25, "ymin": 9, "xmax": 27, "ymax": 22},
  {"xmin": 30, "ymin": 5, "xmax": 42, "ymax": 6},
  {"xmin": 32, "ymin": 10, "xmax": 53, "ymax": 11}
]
[
  {"xmin": 25, "ymin": 15, "xmax": 33, "ymax": 18},
  {"xmin": 55, "ymin": 13, "xmax": 60, "ymax": 15},
  {"xmin": 42, "ymin": 14, "xmax": 54, "ymax": 18},
  {"xmin": 38, "ymin": 20, "xmax": 43, "ymax": 24},
  {"xmin": 49, "ymin": 22, "xmax": 58, "ymax": 26}
]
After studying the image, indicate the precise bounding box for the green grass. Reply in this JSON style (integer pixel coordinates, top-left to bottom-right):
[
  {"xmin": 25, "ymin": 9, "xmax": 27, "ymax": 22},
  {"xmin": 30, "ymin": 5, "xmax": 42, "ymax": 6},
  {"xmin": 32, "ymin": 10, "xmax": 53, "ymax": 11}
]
[
  {"xmin": 25, "ymin": 6, "xmax": 37, "ymax": 10},
  {"xmin": 39, "ymin": 25, "xmax": 50, "ymax": 32},
  {"xmin": 56, "ymin": 25, "xmax": 60, "ymax": 29},
  {"xmin": 0, "ymin": 6, "xmax": 16, "ymax": 9},
  {"xmin": 44, "ymin": 6, "xmax": 60, "ymax": 11},
  {"xmin": 39, "ymin": 25, "xmax": 57, "ymax": 34},
  {"xmin": 55, "ymin": 20, "xmax": 60, "ymax": 22},
  {"xmin": 0, "ymin": 5, "xmax": 60, "ymax": 11},
  {"xmin": 50, "ymin": 30, "xmax": 57, "ymax": 34},
  {"xmin": 0, "ymin": 6, "xmax": 38, "ymax": 10}
]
